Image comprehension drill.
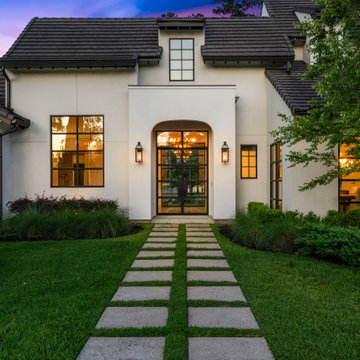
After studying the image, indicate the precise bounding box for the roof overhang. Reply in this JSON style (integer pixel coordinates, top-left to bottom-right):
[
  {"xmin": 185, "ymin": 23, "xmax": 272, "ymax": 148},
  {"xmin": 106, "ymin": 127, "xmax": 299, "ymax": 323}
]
[
  {"xmin": 157, "ymin": 18, "xmax": 205, "ymax": 30},
  {"xmin": 0, "ymin": 104, "xmax": 30, "ymax": 135},
  {"xmin": 0, "ymin": 58, "xmax": 138, "ymax": 69}
]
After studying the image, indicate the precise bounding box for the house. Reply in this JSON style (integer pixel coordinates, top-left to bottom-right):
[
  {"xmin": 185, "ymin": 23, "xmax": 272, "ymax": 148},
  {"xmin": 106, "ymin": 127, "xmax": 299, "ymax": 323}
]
[{"xmin": 0, "ymin": 0, "xmax": 347, "ymax": 221}]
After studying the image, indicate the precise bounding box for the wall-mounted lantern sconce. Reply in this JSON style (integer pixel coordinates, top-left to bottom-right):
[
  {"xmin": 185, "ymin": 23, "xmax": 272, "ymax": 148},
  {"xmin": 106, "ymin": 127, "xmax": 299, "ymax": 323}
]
[
  {"xmin": 221, "ymin": 141, "xmax": 229, "ymax": 164},
  {"xmin": 135, "ymin": 142, "xmax": 143, "ymax": 163}
]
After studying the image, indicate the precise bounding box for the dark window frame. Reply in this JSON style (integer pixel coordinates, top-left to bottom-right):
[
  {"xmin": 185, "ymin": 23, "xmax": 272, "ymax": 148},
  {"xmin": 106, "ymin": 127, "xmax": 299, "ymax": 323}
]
[
  {"xmin": 270, "ymin": 143, "xmax": 282, "ymax": 210},
  {"xmin": 50, "ymin": 115, "xmax": 104, "ymax": 188},
  {"xmin": 169, "ymin": 38, "xmax": 195, "ymax": 82},
  {"xmin": 241, "ymin": 145, "xmax": 258, "ymax": 179},
  {"xmin": 338, "ymin": 144, "xmax": 360, "ymax": 213}
]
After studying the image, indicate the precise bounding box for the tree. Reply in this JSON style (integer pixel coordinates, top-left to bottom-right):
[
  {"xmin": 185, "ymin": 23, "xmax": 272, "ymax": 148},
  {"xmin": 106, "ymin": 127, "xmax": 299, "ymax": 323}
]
[
  {"xmin": 271, "ymin": 0, "xmax": 360, "ymax": 191},
  {"xmin": 212, "ymin": 0, "xmax": 262, "ymax": 17},
  {"xmin": 161, "ymin": 12, "xmax": 178, "ymax": 18}
]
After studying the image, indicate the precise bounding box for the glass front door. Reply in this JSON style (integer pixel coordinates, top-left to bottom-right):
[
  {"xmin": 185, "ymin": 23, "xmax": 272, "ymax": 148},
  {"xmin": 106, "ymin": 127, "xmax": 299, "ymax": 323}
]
[{"xmin": 157, "ymin": 131, "xmax": 208, "ymax": 215}]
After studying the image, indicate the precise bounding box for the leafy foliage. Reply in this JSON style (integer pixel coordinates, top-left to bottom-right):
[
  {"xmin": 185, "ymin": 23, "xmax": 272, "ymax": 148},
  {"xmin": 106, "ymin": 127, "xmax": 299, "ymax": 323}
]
[
  {"xmin": 212, "ymin": 0, "xmax": 262, "ymax": 16},
  {"xmin": 225, "ymin": 202, "xmax": 360, "ymax": 266},
  {"xmin": 7, "ymin": 194, "xmax": 119, "ymax": 215},
  {"xmin": 295, "ymin": 224, "xmax": 360, "ymax": 266},
  {"xmin": 1, "ymin": 207, "xmax": 131, "ymax": 241},
  {"xmin": 271, "ymin": 0, "xmax": 360, "ymax": 191}
]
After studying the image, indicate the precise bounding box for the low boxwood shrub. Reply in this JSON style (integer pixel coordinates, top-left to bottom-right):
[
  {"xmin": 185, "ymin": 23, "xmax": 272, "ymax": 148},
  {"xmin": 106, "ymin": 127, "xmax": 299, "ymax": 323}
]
[
  {"xmin": 295, "ymin": 223, "xmax": 360, "ymax": 266},
  {"xmin": 322, "ymin": 210, "xmax": 344, "ymax": 227},
  {"xmin": 1, "ymin": 207, "xmax": 131, "ymax": 241},
  {"xmin": 7, "ymin": 194, "xmax": 118, "ymax": 215}
]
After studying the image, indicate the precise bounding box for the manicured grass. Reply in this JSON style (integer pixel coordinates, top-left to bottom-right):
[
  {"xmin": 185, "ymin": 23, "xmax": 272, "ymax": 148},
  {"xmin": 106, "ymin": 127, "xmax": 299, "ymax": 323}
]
[
  {"xmin": 0, "ymin": 225, "xmax": 152, "ymax": 360},
  {"xmin": 1, "ymin": 223, "xmax": 359, "ymax": 360},
  {"xmin": 212, "ymin": 225, "xmax": 360, "ymax": 360}
]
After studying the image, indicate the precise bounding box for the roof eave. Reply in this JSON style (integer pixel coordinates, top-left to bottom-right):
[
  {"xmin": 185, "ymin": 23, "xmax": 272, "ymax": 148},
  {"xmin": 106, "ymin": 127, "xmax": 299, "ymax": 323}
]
[{"xmin": 0, "ymin": 104, "xmax": 30, "ymax": 134}]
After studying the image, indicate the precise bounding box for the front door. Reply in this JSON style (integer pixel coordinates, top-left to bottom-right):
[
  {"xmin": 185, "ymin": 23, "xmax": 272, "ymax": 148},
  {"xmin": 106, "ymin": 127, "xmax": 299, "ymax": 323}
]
[{"xmin": 156, "ymin": 131, "xmax": 208, "ymax": 215}]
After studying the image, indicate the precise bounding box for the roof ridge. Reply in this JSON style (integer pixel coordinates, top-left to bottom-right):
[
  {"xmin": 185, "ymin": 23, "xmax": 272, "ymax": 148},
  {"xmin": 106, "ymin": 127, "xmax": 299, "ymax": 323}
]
[{"xmin": 2, "ymin": 17, "xmax": 38, "ymax": 59}]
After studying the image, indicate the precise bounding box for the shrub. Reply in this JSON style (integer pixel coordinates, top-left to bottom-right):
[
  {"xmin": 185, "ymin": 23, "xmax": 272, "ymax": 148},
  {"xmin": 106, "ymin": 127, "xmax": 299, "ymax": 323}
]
[
  {"xmin": 302, "ymin": 211, "xmax": 321, "ymax": 224},
  {"xmin": 1, "ymin": 207, "xmax": 131, "ymax": 241},
  {"xmin": 232, "ymin": 210, "xmax": 299, "ymax": 253},
  {"xmin": 343, "ymin": 208, "xmax": 360, "ymax": 228},
  {"xmin": 295, "ymin": 223, "xmax": 360, "ymax": 266},
  {"xmin": 7, "ymin": 194, "xmax": 119, "ymax": 215},
  {"xmin": 322, "ymin": 210, "xmax": 344, "ymax": 227}
]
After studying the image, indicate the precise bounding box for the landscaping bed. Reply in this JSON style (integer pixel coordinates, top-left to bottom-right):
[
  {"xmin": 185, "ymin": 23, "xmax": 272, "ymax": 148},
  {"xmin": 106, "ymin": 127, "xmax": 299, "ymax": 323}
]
[
  {"xmin": 1, "ymin": 195, "xmax": 135, "ymax": 241},
  {"xmin": 220, "ymin": 203, "xmax": 360, "ymax": 266}
]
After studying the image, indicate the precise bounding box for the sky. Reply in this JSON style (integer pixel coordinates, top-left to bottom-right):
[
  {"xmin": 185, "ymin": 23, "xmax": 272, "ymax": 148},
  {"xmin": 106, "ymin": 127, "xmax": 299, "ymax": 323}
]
[{"xmin": 0, "ymin": 0, "xmax": 261, "ymax": 56}]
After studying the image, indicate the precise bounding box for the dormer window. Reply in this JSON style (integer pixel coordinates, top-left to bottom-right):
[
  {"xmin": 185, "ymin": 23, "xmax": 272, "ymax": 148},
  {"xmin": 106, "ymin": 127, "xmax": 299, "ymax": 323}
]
[{"xmin": 169, "ymin": 38, "xmax": 194, "ymax": 81}]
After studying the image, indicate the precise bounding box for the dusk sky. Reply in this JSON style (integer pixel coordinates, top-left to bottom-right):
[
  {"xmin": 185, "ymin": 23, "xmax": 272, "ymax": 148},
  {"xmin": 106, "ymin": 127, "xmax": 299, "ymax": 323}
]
[{"xmin": 0, "ymin": 0, "xmax": 261, "ymax": 56}]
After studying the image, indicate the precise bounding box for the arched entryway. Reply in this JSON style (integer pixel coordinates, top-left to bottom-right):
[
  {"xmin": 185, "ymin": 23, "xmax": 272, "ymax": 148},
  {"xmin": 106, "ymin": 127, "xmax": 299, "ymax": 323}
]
[{"xmin": 153, "ymin": 121, "xmax": 211, "ymax": 215}]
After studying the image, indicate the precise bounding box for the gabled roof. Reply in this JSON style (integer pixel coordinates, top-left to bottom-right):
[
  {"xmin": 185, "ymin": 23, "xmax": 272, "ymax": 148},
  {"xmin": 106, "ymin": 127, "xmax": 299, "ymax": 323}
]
[
  {"xmin": 263, "ymin": 0, "xmax": 319, "ymax": 19},
  {"xmin": 265, "ymin": 61, "xmax": 320, "ymax": 115},
  {"xmin": 0, "ymin": 17, "xmax": 162, "ymax": 68},
  {"xmin": 0, "ymin": 73, "xmax": 5, "ymax": 106},
  {"xmin": 202, "ymin": 18, "xmax": 295, "ymax": 62}
]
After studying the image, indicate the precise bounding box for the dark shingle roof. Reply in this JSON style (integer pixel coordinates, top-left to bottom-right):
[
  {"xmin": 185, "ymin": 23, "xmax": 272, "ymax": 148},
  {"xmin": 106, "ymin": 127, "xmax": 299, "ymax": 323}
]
[
  {"xmin": 0, "ymin": 17, "xmax": 162, "ymax": 68},
  {"xmin": 264, "ymin": 0, "xmax": 319, "ymax": 19},
  {"xmin": 202, "ymin": 18, "xmax": 298, "ymax": 62},
  {"xmin": 0, "ymin": 73, "xmax": 5, "ymax": 107},
  {"xmin": 265, "ymin": 61, "xmax": 320, "ymax": 115}
]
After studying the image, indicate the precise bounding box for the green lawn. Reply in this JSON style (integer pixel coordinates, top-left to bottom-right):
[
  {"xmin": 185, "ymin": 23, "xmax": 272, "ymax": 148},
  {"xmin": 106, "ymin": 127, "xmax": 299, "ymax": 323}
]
[{"xmin": 0, "ymin": 224, "xmax": 359, "ymax": 360}]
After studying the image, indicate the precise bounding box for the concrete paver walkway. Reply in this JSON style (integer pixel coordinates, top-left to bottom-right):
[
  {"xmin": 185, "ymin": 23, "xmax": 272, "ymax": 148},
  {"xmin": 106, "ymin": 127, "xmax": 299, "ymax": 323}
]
[{"xmin": 77, "ymin": 224, "xmax": 274, "ymax": 360}]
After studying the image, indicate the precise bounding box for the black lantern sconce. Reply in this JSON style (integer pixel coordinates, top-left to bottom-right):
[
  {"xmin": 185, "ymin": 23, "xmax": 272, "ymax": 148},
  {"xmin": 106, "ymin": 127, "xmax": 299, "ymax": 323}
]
[
  {"xmin": 135, "ymin": 142, "xmax": 143, "ymax": 163},
  {"xmin": 221, "ymin": 141, "xmax": 229, "ymax": 164}
]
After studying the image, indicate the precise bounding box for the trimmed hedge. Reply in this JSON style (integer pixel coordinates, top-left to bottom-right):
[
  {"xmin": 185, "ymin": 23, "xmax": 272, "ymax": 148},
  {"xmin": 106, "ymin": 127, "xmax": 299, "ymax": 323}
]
[{"xmin": 295, "ymin": 224, "xmax": 360, "ymax": 266}]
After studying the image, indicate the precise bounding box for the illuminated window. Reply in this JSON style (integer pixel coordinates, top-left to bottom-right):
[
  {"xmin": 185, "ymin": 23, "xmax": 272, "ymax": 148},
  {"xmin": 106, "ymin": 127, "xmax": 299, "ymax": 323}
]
[
  {"xmin": 169, "ymin": 38, "xmax": 194, "ymax": 81},
  {"xmin": 270, "ymin": 143, "xmax": 282, "ymax": 210},
  {"xmin": 241, "ymin": 145, "xmax": 257, "ymax": 179},
  {"xmin": 51, "ymin": 116, "xmax": 104, "ymax": 187},
  {"xmin": 339, "ymin": 143, "xmax": 360, "ymax": 213}
]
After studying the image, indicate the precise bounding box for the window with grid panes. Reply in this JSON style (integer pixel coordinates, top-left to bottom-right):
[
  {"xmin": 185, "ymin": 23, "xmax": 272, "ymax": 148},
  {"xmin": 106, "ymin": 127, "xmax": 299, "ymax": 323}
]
[
  {"xmin": 241, "ymin": 145, "xmax": 257, "ymax": 179},
  {"xmin": 270, "ymin": 143, "xmax": 282, "ymax": 210},
  {"xmin": 51, "ymin": 116, "xmax": 104, "ymax": 187},
  {"xmin": 169, "ymin": 38, "xmax": 194, "ymax": 81}
]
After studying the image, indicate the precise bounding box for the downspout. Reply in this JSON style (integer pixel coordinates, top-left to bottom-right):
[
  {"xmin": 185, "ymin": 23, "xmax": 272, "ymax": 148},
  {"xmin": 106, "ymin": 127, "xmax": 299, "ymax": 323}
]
[
  {"xmin": 0, "ymin": 67, "xmax": 14, "ymax": 218},
  {"xmin": 1, "ymin": 67, "xmax": 11, "ymax": 109},
  {"xmin": 0, "ymin": 127, "xmax": 17, "ymax": 219}
]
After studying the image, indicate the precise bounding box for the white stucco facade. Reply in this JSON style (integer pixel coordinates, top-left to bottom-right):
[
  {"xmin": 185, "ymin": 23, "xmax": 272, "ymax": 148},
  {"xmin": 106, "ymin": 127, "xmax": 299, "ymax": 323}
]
[{"xmin": 1, "ymin": 17, "xmax": 339, "ymax": 220}]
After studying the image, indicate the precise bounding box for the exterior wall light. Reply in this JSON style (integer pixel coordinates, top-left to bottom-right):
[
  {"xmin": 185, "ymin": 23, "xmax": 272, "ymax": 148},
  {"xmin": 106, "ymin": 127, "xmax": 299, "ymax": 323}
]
[
  {"xmin": 135, "ymin": 142, "xmax": 143, "ymax": 163},
  {"xmin": 221, "ymin": 141, "xmax": 229, "ymax": 164}
]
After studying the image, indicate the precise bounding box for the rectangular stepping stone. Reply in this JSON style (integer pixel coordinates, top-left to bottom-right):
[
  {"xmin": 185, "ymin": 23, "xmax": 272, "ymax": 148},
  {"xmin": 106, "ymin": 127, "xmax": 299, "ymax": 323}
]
[
  {"xmin": 187, "ymin": 271, "xmax": 237, "ymax": 282},
  {"xmin": 149, "ymin": 232, "xmax": 178, "ymax": 237},
  {"xmin": 112, "ymin": 286, "xmax": 171, "ymax": 301},
  {"xmin": 77, "ymin": 337, "xmax": 166, "ymax": 360},
  {"xmin": 147, "ymin": 237, "xmax": 177, "ymax": 242},
  {"xmin": 143, "ymin": 243, "xmax": 176, "ymax": 249},
  {"xmin": 154, "ymin": 224, "xmax": 179, "ymax": 227},
  {"xmin": 187, "ymin": 232, "xmax": 214, "ymax": 237},
  {"xmin": 187, "ymin": 259, "xmax": 229, "ymax": 268},
  {"xmin": 137, "ymin": 251, "xmax": 175, "ymax": 258},
  {"xmin": 187, "ymin": 243, "xmax": 220, "ymax": 249},
  {"xmin": 188, "ymin": 338, "xmax": 274, "ymax": 360},
  {"xmin": 153, "ymin": 226, "xmax": 178, "ymax": 231},
  {"xmin": 187, "ymin": 237, "xmax": 217, "ymax": 242},
  {"xmin": 96, "ymin": 307, "xmax": 168, "ymax": 328},
  {"xmin": 187, "ymin": 228, "xmax": 212, "ymax": 232},
  {"xmin": 187, "ymin": 250, "xmax": 224, "ymax": 257},
  {"xmin": 187, "ymin": 286, "xmax": 246, "ymax": 302},
  {"xmin": 188, "ymin": 307, "xmax": 259, "ymax": 329},
  {"xmin": 123, "ymin": 271, "xmax": 172, "ymax": 282},
  {"xmin": 132, "ymin": 259, "xmax": 174, "ymax": 268},
  {"xmin": 186, "ymin": 224, "xmax": 211, "ymax": 227}
]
